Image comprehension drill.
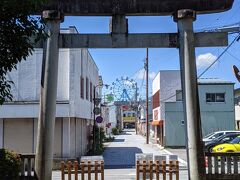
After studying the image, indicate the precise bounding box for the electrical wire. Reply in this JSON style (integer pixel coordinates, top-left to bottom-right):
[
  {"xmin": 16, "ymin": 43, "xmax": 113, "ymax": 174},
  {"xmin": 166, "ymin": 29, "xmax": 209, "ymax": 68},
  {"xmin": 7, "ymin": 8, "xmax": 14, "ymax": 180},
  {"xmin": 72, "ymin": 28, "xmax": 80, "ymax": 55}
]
[
  {"xmin": 138, "ymin": 68, "xmax": 146, "ymax": 100},
  {"xmin": 198, "ymin": 34, "xmax": 240, "ymax": 78},
  {"xmin": 196, "ymin": 21, "xmax": 240, "ymax": 32},
  {"xmin": 160, "ymin": 34, "xmax": 240, "ymax": 103}
]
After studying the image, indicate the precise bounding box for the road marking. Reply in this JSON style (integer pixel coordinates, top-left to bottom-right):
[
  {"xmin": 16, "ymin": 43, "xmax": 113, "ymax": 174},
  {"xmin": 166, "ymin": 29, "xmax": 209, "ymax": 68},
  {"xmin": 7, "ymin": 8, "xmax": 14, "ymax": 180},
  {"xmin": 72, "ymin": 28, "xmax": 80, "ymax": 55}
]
[{"xmin": 162, "ymin": 149, "xmax": 188, "ymax": 166}]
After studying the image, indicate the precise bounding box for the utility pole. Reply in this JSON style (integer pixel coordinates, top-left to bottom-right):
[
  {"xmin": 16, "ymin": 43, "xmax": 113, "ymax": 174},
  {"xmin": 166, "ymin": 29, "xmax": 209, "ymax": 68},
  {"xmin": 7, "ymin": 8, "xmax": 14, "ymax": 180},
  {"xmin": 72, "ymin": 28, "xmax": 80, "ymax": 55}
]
[
  {"xmin": 35, "ymin": 10, "xmax": 63, "ymax": 180},
  {"xmin": 135, "ymin": 83, "xmax": 138, "ymax": 134},
  {"xmin": 145, "ymin": 48, "xmax": 149, "ymax": 144},
  {"xmin": 93, "ymin": 87, "xmax": 96, "ymax": 154},
  {"xmin": 174, "ymin": 9, "xmax": 206, "ymax": 179}
]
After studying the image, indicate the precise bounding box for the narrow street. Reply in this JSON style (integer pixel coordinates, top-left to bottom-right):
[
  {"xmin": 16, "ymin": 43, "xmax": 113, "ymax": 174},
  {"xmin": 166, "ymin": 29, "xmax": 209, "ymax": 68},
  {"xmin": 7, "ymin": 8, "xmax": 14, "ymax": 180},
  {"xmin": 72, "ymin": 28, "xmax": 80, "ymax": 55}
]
[
  {"xmin": 102, "ymin": 129, "xmax": 188, "ymax": 180},
  {"xmin": 53, "ymin": 129, "xmax": 189, "ymax": 179},
  {"xmin": 104, "ymin": 129, "xmax": 168, "ymax": 168}
]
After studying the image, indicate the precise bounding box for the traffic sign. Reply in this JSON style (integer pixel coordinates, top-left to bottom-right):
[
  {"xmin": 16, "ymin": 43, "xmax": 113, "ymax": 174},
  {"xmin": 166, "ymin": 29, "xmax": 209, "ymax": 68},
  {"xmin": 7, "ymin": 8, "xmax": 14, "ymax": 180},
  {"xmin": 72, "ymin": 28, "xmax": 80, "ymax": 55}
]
[
  {"xmin": 96, "ymin": 116, "xmax": 103, "ymax": 123},
  {"xmin": 93, "ymin": 107, "xmax": 101, "ymax": 115}
]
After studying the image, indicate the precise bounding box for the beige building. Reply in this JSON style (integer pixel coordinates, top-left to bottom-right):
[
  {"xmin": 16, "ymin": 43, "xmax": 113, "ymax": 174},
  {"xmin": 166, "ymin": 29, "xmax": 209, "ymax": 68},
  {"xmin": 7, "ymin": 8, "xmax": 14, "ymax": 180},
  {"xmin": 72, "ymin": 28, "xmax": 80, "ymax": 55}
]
[{"xmin": 0, "ymin": 27, "xmax": 99, "ymax": 158}]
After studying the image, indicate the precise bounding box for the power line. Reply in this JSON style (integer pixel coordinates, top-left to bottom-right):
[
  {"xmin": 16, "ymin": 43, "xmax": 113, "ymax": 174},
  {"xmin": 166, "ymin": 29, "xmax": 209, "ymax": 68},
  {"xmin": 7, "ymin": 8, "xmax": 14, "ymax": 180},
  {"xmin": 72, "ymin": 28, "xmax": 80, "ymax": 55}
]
[
  {"xmin": 138, "ymin": 69, "xmax": 146, "ymax": 100},
  {"xmin": 160, "ymin": 34, "xmax": 240, "ymax": 103},
  {"xmin": 196, "ymin": 21, "xmax": 240, "ymax": 32},
  {"xmin": 198, "ymin": 34, "xmax": 240, "ymax": 78}
]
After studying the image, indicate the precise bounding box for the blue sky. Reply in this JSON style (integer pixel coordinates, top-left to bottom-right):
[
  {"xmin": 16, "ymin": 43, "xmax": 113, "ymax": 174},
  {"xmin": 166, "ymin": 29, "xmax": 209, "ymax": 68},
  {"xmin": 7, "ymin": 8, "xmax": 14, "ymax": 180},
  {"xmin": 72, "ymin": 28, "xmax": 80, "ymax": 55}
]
[{"xmin": 61, "ymin": 1, "xmax": 240, "ymax": 97}]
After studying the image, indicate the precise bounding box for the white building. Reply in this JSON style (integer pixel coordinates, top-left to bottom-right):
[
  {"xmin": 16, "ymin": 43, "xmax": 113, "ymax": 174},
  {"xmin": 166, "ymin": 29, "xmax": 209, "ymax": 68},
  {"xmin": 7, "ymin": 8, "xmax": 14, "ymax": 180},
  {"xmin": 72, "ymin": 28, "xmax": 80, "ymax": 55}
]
[
  {"xmin": 234, "ymin": 88, "xmax": 240, "ymax": 129},
  {"xmin": 0, "ymin": 27, "xmax": 99, "ymax": 158},
  {"xmin": 152, "ymin": 70, "xmax": 235, "ymax": 147}
]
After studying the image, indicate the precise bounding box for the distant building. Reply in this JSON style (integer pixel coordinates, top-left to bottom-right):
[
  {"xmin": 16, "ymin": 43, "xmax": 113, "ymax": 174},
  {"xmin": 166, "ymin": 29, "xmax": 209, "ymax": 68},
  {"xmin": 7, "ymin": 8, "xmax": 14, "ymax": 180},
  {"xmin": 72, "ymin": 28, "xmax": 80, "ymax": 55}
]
[
  {"xmin": 234, "ymin": 88, "xmax": 240, "ymax": 129},
  {"xmin": 102, "ymin": 105, "xmax": 118, "ymax": 135},
  {"xmin": 122, "ymin": 108, "xmax": 136, "ymax": 128},
  {"xmin": 136, "ymin": 99, "xmax": 153, "ymax": 137},
  {"xmin": 152, "ymin": 70, "xmax": 235, "ymax": 147},
  {"xmin": 0, "ymin": 27, "xmax": 99, "ymax": 158}
]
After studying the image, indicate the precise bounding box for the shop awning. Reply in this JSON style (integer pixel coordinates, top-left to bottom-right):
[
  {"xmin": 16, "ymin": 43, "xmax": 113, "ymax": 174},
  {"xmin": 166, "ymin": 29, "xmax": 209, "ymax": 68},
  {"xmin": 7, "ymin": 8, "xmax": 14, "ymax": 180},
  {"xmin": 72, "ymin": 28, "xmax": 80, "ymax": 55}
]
[{"xmin": 151, "ymin": 120, "xmax": 164, "ymax": 126}]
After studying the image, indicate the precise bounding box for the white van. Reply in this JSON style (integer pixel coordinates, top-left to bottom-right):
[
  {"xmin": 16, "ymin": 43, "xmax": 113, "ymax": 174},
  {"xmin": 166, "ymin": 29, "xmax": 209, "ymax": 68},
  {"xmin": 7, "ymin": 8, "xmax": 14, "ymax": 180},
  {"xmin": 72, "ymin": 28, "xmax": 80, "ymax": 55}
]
[{"xmin": 203, "ymin": 131, "xmax": 240, "ymax": 143}]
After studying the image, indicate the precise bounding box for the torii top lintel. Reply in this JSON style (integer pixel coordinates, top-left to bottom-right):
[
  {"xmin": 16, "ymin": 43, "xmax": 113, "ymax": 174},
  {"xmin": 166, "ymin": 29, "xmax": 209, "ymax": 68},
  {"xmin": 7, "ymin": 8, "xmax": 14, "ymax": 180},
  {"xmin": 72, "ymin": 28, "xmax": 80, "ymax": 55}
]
[{"xmin": 41, "ymin": 0, "xmax": 234, "ymax": 16}]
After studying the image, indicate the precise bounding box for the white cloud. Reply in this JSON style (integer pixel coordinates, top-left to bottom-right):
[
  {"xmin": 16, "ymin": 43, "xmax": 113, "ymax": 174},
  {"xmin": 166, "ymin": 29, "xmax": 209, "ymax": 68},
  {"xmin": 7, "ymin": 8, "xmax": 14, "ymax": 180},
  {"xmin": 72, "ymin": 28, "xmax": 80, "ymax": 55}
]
[
  {"xmin": 196, "ymin": 53, "xmax": 217, "ymax": 69},
  {"xmin": 133, "ymin": 69, "xmax": 156, "ymax": 80}
]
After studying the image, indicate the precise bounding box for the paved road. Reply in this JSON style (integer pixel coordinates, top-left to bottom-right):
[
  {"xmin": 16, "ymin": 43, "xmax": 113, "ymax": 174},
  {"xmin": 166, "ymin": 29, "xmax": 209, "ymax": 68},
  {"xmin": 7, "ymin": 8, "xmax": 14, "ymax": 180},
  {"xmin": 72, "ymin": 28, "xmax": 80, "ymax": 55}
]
[
  {"xmin": 52, "ymin": 129, "xmax": 189, "ymax": 179},
  {"xmin": 165, "ymin": 148, "xmax": 188, "ymax": 162},
  {"xmin": 103, "ymin": 129, "xmax": 169, "ymax": 168},
  {"xmin": 103, "ymin": 129, "xmax": 187, "ymax": 168}
]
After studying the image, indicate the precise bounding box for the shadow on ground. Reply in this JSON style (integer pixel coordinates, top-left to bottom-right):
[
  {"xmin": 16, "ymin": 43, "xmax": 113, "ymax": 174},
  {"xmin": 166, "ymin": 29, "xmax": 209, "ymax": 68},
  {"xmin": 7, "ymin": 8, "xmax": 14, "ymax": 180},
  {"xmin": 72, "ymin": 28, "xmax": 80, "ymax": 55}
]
[
  {"xmin": 113, "ymin": 139, "xmax": 125, "ymax": 142},
  {"xmin": 103, "ymin": 147, "xmax": 143, "ymax": 169},
  {"xmin": 119, "ymin": 131, "xmax": 132, "ymax": 135}
]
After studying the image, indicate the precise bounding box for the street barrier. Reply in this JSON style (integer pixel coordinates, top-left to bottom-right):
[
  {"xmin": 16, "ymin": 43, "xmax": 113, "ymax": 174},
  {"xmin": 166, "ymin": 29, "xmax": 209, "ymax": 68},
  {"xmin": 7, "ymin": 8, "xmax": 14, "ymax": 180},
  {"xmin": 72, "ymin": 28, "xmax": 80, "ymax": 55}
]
[
  {"xmin": 61, "ymin": 160, "xmax": 104, "ymax": 180},
  {"xmin": 136, "ymin": 160, "xmax": 179, "ymax": 180},
  {"xmin": 205, "ymin": 152, "xmax": 240, "ymax": 180}
]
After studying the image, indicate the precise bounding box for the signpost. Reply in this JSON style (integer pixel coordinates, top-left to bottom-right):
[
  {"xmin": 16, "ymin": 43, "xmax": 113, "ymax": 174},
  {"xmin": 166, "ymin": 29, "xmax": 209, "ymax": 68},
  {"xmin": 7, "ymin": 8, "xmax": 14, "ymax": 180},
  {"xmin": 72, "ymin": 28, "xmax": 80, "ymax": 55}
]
[{"xmin": 96, "ymin": 116, "xmax": 103, "ymax": 124}]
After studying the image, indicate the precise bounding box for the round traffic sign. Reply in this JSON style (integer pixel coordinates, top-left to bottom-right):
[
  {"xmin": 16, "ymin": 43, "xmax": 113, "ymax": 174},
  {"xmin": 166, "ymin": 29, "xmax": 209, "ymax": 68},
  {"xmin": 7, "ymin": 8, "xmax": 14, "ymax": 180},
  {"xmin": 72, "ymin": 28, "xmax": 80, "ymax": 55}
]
[{"xmin": 96, "ymin": 116, "xmax": 103, "ymax": 123}]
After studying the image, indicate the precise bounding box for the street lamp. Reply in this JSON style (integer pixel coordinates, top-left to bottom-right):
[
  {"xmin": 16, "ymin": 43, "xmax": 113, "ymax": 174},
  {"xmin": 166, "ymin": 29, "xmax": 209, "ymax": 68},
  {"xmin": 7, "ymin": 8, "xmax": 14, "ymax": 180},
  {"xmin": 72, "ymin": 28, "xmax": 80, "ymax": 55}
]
[{"xmin": 92, "ymin": 84, "xmax": 109, "ymax": 154}]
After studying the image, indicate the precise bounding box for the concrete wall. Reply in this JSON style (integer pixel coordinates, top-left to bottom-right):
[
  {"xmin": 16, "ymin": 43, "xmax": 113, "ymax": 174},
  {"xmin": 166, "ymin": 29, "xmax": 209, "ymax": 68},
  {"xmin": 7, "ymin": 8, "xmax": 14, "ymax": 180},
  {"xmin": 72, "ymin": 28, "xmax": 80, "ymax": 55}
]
[
  {"xmin": 165, "ymin": 83, "xmax": 235, "ymax": 146},
  {"xmin": 69, "ymin": 49, "xmax": 99, "ymax": 120},
  {"xmin": 0, "ymin": 28, "xmax": 97, "ymax": 159},
  {"xmin": 159, "ymin": 70, "xmax": 181, "ymax": 121},
  {"xmin": 0, "ymin": 103, "xmax": 70, "ymax": 118},
  {"xmin": 152, "ymin": 72, "xmax": 160, "ymax": 121},
  {"xmin": 198, "ymin": 84, "xmax": 235, "ymax": 112},
  {"xmin": 235, "ymin": 106, "xmax": 240, "ymax": 121},
  {"xmin": 2, "ymin": 48, "xmax": 99, "ymax": 120},
  {"xmin": 8, "ymin": 49, "xmax": 70, "ymax": 102}
]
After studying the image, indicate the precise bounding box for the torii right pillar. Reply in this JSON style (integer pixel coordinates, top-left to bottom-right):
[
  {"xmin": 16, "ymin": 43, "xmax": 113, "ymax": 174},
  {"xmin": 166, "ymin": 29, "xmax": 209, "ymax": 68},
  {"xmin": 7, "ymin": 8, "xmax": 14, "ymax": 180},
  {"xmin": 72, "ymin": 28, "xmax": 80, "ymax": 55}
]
[{"xmin": 174, "ymin": 9, "xmax": 206, "ymax": 180}]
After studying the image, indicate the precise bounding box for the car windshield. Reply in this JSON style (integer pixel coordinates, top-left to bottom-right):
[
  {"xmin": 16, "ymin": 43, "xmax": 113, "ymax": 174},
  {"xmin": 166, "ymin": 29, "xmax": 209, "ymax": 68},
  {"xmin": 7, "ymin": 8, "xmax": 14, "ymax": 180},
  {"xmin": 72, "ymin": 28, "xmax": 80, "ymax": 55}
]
[
  {"xmin": 216, "ymin": 134, "xmax": 226, "ymax": 141},
  {"xmin": 230, "ymin": 137, "xmax": 240, "ymax": 144}
]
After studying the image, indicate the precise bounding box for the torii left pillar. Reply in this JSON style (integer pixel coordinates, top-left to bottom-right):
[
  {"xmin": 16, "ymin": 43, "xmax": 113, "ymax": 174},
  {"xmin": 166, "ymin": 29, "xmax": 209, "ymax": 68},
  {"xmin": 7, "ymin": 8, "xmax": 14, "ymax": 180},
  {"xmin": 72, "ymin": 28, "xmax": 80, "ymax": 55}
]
[{"xmin": 35, "ymin": 10, "xmax": 63, "ymax": 180}]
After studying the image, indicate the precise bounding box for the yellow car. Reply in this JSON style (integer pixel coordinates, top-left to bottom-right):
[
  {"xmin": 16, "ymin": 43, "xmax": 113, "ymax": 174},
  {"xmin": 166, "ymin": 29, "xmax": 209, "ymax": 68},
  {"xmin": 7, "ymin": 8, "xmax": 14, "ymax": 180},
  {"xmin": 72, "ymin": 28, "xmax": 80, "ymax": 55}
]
[{"xmin": 212, "ymin": 135, "xmax": 240, "ymax": 153}]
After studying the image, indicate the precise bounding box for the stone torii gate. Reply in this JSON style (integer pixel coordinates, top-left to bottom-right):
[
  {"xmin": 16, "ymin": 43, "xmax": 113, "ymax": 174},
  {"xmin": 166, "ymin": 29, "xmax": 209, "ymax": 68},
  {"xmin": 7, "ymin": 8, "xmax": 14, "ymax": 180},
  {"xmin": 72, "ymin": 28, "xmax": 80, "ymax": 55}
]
[{"xmin": 34, "ymin": 1, "xmax": 234, "ymax": 179}]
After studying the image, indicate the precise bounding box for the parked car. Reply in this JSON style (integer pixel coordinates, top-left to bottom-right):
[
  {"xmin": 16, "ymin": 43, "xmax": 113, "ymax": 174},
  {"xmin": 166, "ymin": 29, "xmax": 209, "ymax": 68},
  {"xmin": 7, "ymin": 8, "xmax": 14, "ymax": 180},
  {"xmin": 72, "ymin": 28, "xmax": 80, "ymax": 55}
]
[
  {"xmin": 204, "ymin": 133, "xmax": 240, "ymax": 152},
  {"xmin": 212, "ymin": 135, "xmax": 240, "ymax": 153},
  {"xmin": 203, "ymin": 131, "xmax": 240, "ymax": 143}
]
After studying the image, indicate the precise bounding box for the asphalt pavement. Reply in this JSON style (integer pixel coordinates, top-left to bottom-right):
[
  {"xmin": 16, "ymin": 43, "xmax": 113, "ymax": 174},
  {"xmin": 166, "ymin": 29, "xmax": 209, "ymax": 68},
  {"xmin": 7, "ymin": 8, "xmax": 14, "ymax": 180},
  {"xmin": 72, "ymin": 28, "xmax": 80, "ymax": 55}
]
[{"xmin": 52, "ymin": 129, "xmax": 189, "ymax": 179}]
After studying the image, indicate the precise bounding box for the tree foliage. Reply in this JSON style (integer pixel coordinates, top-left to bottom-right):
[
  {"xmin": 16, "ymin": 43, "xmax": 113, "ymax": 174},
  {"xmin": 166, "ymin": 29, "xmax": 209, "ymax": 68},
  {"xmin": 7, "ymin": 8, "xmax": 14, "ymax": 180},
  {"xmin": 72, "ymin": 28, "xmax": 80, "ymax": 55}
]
[
  {"xmin": 0, "ymin": 0, "xmax": 46, "ymax": 104},
  {"xmin": 0, "ymin": 148, "xmax": 21, "ymax": 178}
]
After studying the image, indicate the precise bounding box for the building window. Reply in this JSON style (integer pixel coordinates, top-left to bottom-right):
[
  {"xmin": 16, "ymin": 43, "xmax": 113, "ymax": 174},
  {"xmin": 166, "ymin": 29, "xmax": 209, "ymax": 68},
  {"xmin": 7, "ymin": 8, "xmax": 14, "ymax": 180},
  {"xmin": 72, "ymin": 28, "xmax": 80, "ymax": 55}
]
[
  {"xmin": 206, "ymin": 93, "xmax": 225, "ymax": 103},
  {"xmin": 123, "ymin": 113, "xmax": 126, "ymax": 117},
  {"xmin": 80, "ymin": 76, "xmax": 84, "ymax": 99},
  {"xmin": 132, "ymin": 113, "xmax": 135, "ymax": 117},
  {"xmin": 93, "ymin": 85, "xmax": 96, "ymax": 99},
  {"xmin": 128, "ymin": 113, "xmax": 131, "ymax": 117},
  {"xmin": 90, "ymin": 82, "xmax": 93, "ymax": 102},
  {"xmin": 176, "ymin": 90, "xmax": 183, "ymax": 101},
  {"xmin": 86, "ymin": 78, "xmax": 89, "ymax": 100}
]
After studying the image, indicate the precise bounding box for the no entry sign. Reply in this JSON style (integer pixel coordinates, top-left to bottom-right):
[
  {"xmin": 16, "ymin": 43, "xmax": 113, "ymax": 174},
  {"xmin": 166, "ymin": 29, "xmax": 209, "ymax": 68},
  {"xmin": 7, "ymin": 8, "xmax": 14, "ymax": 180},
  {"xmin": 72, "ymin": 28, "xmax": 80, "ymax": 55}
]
[{"xmin": 96, "ymin": 116, "xmax": 103, "ymax": 123}]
